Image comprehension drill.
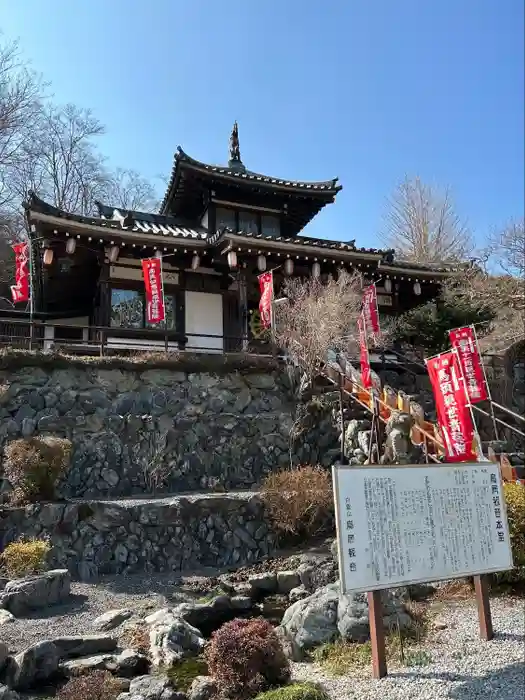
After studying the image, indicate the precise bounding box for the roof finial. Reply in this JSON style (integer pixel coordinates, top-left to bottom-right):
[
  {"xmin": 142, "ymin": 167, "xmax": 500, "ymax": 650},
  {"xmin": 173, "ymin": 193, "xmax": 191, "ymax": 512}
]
[{"xmin": 228, "ymin": 121, "xmax": 243, "ymax": 168}]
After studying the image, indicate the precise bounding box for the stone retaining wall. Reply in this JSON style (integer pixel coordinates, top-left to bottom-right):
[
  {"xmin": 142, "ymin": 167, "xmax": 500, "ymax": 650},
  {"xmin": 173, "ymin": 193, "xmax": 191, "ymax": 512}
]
[
  {"xmin": 0, "ymin": 494, "xmax": 277, "ymax": 579},
  {"xmin": 0, "ymin": 361, "xmax": 339, "ymax": 499}
]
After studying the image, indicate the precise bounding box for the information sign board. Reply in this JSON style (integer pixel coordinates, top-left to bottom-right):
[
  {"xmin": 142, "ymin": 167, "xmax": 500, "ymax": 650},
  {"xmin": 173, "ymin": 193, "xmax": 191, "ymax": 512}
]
[{"xmin": 333, "ymin": 463, "xmax": 513, "ymax": 594}]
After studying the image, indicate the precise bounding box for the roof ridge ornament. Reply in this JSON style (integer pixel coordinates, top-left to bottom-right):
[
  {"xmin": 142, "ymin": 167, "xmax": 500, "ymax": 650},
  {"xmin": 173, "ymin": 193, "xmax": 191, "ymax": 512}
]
[{"xmin": 228, "ymin": 121, "xmax": 245, "ymax": 171}]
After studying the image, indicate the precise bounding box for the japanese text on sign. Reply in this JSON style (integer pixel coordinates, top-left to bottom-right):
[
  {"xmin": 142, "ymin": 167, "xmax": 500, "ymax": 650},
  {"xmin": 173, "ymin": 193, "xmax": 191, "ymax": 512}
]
[
  {"xmin": 333, "ymin": 463, "xmax": 513, "ymax": 594},
  {"xmin": 449, "ymin": 326, "xmax": 488, "ymax": 403}
]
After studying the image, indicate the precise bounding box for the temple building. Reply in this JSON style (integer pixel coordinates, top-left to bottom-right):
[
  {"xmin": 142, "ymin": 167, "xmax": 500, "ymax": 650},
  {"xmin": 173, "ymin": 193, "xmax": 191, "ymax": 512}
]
[{"xmin": 4, "ymin": 124, "xmax": 451, "ymax": 354}]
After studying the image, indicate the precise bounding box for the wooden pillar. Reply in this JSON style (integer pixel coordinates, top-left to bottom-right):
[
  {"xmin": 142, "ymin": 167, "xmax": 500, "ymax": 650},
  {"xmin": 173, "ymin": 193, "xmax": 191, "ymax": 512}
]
[
  {"xmin": 238, "ymin": 270, "xmax": 248, "ymax": 350},
  {"xmin": 474, "ymin": 575, "xmax": 493, "ymax": 641},
  {"xmin": 368, "ymin": 591, "xmax": 387, "ymax": 678},
  {"xmin": 94, "ymin": 261, "xmax": 111, "ymax": 328}
]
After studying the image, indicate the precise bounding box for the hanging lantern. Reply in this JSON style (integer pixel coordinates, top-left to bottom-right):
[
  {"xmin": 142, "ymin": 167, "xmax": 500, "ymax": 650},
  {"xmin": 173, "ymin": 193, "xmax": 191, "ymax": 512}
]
[
  {"xmin": 227, "ymin": 250, "xmax": 238, "ymax": 268},
  {"xmin": 413, "ymin": 281, "xmax": 422, "ymax": 295},
  {"xmin": 257, "ymin": 254, "xmax": 266, "ymax": 272},
  {"xmin": 191, "ymin": 254, "xmax": 200, "ymax": 270},
  {"xmin": 311, "ymin": 261, "xmax": 321, "ymax": 278},
  {"xmin": 65, "ymin": 238, "xmax": 76, "ymax": 255},
  {"xmin": 384, "ymin": 277, "xmax": 392, "ymax": 293},
  {"xmin": 284, "ymin": 258, "xmax": 294, "ymax": 276},
  {"xmin": 155, "ymin": 250, "xmax": 163, "ymax": 259},
  {"xmin": 43, "ymin": 248, "xmax": 54, "ymax": 266}
]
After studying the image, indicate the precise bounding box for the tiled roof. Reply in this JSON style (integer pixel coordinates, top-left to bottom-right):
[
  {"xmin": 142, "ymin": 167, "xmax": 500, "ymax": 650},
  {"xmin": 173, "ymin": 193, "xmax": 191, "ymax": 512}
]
[
  {"xmin": 25, "ymin": 193, "xmax": 208, "ymax": 241},
  {"xmin": 209, "ymin": 228, "xmax": 388, "ymax": 256},
  {"xmin": 160, "ymin": 147, "xmax": 341, "ymax": 214}
]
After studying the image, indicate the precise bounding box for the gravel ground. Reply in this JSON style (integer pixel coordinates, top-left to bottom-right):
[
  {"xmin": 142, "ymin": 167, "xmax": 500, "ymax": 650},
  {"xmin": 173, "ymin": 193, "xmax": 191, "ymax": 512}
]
[{"xmin": 292, "ymin": 597, "xmax": 525, "ymax": 700}]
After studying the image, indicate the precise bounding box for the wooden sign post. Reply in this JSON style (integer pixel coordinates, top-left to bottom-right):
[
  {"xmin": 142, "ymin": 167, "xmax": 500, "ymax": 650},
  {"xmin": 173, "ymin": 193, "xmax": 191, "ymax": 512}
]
[{"xmin": 333, "ymin": 463, "xmax": 513, "ymax": 679}]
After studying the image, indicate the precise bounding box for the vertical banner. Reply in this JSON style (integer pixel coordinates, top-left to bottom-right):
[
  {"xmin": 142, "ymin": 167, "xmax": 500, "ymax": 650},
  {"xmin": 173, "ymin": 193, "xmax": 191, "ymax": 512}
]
[
  {"xmin": 449, "ymin": 326, "xmax": 488, "ymax": 403},
  {"xmin": 11, "ymin": 242, "xmax": 30, "ymax": 304},
  {"xmin": 425, "ymin": 350, "xmax": 477, "ymax": 463},
  {"xmin": 141, "ymin": 257, "xmax": 165, "ymax": 324},
  {"xmin": 362, "ymin": 284, "xmax": 380, "ymax": 340},
  {"xmin": 358, "ymin": 313, "xmax": 372, "ymax": 389},
  {"xmin": 258, "ymin": 271, "xmax": 273, "ymax": 329}
]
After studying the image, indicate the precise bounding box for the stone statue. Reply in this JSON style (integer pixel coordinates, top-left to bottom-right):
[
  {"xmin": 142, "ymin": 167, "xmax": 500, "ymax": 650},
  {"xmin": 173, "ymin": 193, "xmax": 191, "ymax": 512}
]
[{"xmin": 380, "ymin": 410, "xmax": 419, "ymax": 464}]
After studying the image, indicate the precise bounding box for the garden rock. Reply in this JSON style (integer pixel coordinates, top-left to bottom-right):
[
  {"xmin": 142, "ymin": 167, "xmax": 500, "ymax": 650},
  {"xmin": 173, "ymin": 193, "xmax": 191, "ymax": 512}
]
[
  {"xmin": 109, "ymin": 649, "xmax": 150, "ymax": 678},
  {"xmin": 0, "ymin": 611, "xmax": 15, "ymax": 626},
  {"xmin": 149, "ymin": 616, "xmax": 205, "ymax": 667},
  {"xmin": 277, "ymin": 571, "xmax": 300, "ymax": 594},
  {"xmin": 289, "ymin": 585, "xmax": 309, "ymax": 604},
  {"xmin": 248, "ymin": 572, "xmax": 277, "ymax": 595},
  {"xmin": 188, "ymin": 676, "xmax": 217, "ymax": 700},
  {"xmin": 0, "ymin": 685, "xmax": 19, "ymax": 700},
  {"xmin": 121, "ymin": 674, "xmax": 182, "ymax": 700},
  {"xmin": 5, "ymin": 641, "xmax": 59, "ymax": 690},
  {"xmin": 0, "ymin": 570, "xmax": 71, "ymax": 616},
  {"xmin": 92, "ymin": 608, "xmax": 133, "ymax": 631},
  {"xmin": 51, "ymin": 634, "xmax": 117, "ymax": 658},
  {"xmin": 278, "ymin": 582, "xmax": 410, "ymax": 660},
  {"xmin": 60, "ymin": 654, "xmax": 114, "ymax": 677}
]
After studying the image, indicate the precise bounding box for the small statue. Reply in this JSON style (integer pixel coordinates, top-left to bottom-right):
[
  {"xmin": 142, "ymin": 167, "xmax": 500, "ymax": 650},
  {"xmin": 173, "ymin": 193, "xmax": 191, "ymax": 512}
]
[{"xmin": 380, "ymin": 411, "xmax": 416, "ymax": 464}]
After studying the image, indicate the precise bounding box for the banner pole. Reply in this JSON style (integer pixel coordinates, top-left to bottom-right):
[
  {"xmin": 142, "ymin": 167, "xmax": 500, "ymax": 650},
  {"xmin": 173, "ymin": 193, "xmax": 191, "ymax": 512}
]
[
  {"xmin": 471, "ymin": 325, "xmax": 500, "ymax": 441},
  {"xmin": 28, "ymin": 237, "xmax": 34, "ymax": 351},
  {"xmin": 452, "ymin": 345, "xmax": 484, "ymax": 461}
]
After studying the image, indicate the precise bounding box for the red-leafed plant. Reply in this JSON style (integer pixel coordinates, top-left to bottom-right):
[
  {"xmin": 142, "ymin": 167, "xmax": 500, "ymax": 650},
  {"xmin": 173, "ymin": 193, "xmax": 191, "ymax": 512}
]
[{"xmin": 206, "ymin": 617, "xmax": 290, "ymax": 699}]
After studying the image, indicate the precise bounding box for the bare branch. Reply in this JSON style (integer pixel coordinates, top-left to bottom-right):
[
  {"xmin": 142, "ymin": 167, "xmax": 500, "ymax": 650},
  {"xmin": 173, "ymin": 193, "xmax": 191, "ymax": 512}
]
[
  {"xmin": 100, "ymin": 168, "xmax": 159, "ymax": 213},
  {"xmin": 274, "ymin": 270, "xmax": 363, "ymax": 381},
  {"xmin": 382, "ymin": 177, "xmax": 473, "ymax": 263}
]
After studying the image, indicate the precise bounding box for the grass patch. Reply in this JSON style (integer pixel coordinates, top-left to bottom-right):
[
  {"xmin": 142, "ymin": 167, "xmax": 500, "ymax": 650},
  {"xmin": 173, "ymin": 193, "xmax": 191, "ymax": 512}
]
[
  {"xmin": 0, "ymin": 347, "xmax": 280, "ymax": 375},
  {"xmin": 254, "ymin": 682, "xmax": 330, "ymax": 700},
  {"xmin": 312, "ymin": 607, "xmax": 431, "ymax": 675},
  {"xmin": 164, "ymin": 657, "xmax": 208, "ymax": 692}
]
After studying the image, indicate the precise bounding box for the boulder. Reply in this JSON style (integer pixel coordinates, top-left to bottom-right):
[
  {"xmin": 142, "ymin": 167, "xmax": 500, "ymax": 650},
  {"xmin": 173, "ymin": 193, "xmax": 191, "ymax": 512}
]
[
  {"xmin": 60, "ymin": 649, "xmax": 149, "ymax": 679},
  {"xmin": 0, "ymin": 685, "xmax": 19, "ymax": 700},
  {"xmin": 122, "ymin": 674, "xmax": 182, "ymax": 700},
  {"xmin": 5, "ymin": 641, "xmax": 59, "ymax": 690},
  {"xmin": 0, "ymin": 570, "xmax": 71, "ymax": 616},
  {"xmin": 51, "ymin": 634, "xmax": 118, "ymax": 659},
  {"xmin": 278, "ymin": 582, "xmax": 411, "ymax": 660},
  {"xmin": 149, "ymin": 616, "xmax": 205, "ymax": 667},
  {"xmin": 189, "ymin": 676, "xmax": 217, "ymax": 700},
  {"xmin": 276, "ymin": 571, "xmax": 300, "ymax": 594},
  {"xmin": 289, "ymin": 585, "xmax": 309, "ymax": 604},
  {"xmin": 248, "ymin": 572, "xmax": 277, "ymax": 595},
  {"xmin": 0, "ymin": 611, "xmax": 15, "ymax": 626},
  {"xmin": 92, "ymin": 608, "xmax": 133, "ymax": 632}
]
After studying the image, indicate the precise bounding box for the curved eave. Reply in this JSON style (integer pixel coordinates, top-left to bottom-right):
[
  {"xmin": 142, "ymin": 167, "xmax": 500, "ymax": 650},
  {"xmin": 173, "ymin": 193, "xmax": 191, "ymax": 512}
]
[
  {"xmin": 160, "ymin": 147, "xmax": 341, "ymax": 214},
  {"xmin": 377, "ymin": 261, "xmax": 452, "ymax": 279}
]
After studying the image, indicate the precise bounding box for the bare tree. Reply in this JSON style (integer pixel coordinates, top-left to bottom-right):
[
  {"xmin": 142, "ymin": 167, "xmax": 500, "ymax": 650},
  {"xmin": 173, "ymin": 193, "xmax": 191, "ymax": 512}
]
[
  {"xmin": 0, "ymin": 37, "xmax": 45, "ymax": 213},
  {"xmin": 274, "ymin": 270, "xmax": 362, "ymax": 383},
  {"xmin": 382, "ymin": 177, "xmax": 473, "ymax": 263},
  {"xmin": 9, "ymin": 103, "xmax": 108, "ymax": 215},
  {"xmin": 488, "ymin": 218, "xmax": 525, "ymax": 278},
  {"xmin": 100, "ymin": 168, "xmax": 159, "ymax": 213}
]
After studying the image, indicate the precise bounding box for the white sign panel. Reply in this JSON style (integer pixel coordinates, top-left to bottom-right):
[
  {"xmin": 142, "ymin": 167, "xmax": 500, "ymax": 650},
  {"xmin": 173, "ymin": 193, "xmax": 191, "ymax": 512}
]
[{"xmin": 333, "ymin": 463, "xmax": 513, "ymax": 594}]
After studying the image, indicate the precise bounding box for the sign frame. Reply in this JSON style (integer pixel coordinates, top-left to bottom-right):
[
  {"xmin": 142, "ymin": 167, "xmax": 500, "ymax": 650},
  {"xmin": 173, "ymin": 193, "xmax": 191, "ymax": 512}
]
[{"xmin": 333, "ymin": 462, "xmax": 513, "ymax": 596}]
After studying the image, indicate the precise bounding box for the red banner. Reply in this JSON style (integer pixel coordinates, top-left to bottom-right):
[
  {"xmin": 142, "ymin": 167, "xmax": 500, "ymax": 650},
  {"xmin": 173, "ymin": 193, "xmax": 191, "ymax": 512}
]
[
  {"xmin": 449, "ymin": 326, "xmax": 488, "ymax": 403},
  {"xmin": 11, "ymin": 242, "xmax": 30, "ymax": 304},
  {"xmin": 426, "ymin": 350, "xmax": 477, "ymax": 462},
  {"xmin": 358, "ymin": 313, "xmax": 372, "ymax": 389},
  {"xmin": 362, "ymin": 284, "xmax": 380, "ymax": 338},
  {"xmin": 258, "ymin": 272, "xmax": 273, "ymax": 329},
  {"xmin": 141, "ymin": 258, "xmax": 165, "ymax": 324}
]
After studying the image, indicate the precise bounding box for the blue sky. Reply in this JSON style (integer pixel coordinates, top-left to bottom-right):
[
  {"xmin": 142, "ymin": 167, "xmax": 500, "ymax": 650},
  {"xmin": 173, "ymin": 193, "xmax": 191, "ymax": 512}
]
[{"xmin": 1, "ymin": 0, "xmax": 523, "ymax": 248}]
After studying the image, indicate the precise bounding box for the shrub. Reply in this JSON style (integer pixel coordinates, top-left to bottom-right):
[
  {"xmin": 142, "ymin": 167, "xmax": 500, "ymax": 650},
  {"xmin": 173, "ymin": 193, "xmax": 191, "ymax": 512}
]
[
  {"xmin": 254, "ymin": 682, "xmax": 330, "ymax": 700},
  {"xmin": 497, "ymin": 483, "xmax": 525, "ymax": 584},
  {"xmin": 206, "ymin": 617, "xmax": 290, "ymax": 700},
  {"xmin": 165, "ymin": 657, "xmax": 208, "ymax": 692},
  {"xmin": 57, "ymin": 670, "xmax": 124, "ymax": 700},
  {"xmin": 0, "ymin": 536, "xmax": 51, "ymax": 579},
  {"xmin": 4, "ymin": 436, "xmax": 72, "ymax": 503},
  {"xmin": 261, "ymin": 466, "xmax": 334, "ymax": 539}
]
